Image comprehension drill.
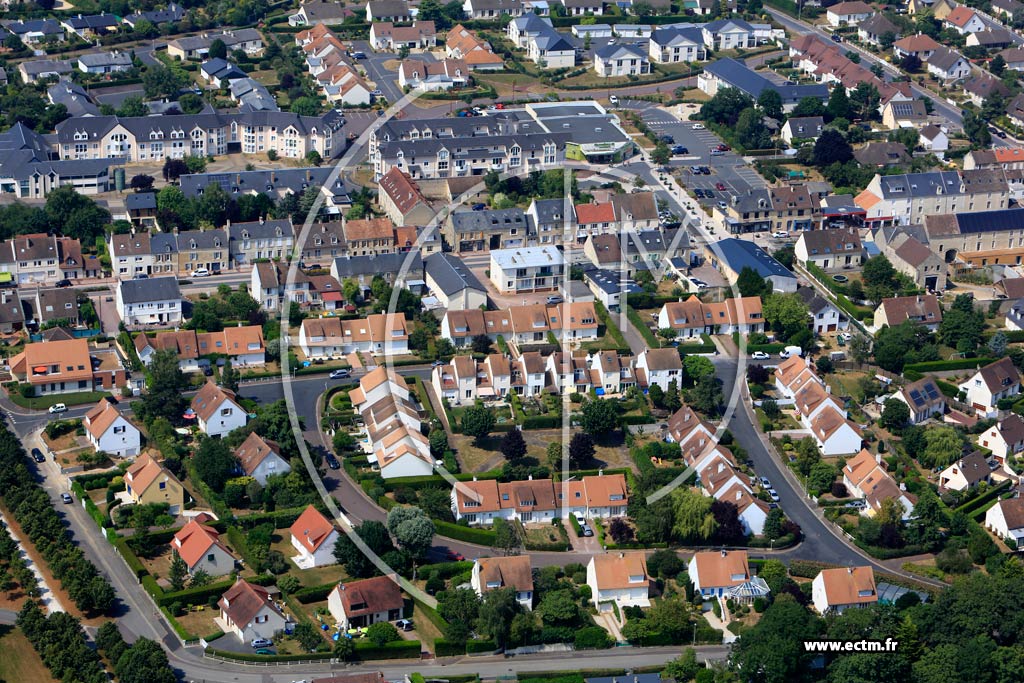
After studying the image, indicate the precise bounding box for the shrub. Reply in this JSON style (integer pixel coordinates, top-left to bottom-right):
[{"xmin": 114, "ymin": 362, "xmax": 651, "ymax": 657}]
[{"xmin": 574, "ymin": 626, "xmax": 613, "ymax": 649}]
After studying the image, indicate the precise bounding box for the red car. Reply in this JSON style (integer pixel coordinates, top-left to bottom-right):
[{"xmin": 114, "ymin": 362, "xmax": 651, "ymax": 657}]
[
  {"xmin": 715, "ymin": 182, "xmax": 727, "ymax": 191},
  {"xmin": 717, "ymin": 144, "xmax": 731, "ymax": 152},
  {"xmin": 445, "ymin": 550, "xmax": 465, "ymax": 561}
]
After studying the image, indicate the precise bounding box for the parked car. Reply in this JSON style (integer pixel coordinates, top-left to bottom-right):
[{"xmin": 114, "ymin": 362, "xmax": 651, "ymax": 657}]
[
  {"xmin": 760, "ymin": 476, "xmax": 771, "ymax": 488},
  {"xmin": 431, "ymin": 359, "xmax": 445, "ymax": 367},
  {"xmin": 608, "ymin": 95, "xmax": 619, "ymax": 104},
  {"xmin": 771, "ymin": 231, "xmax": 789, "ymax": 238},
  {"xmin": 831, "ymin": 33, "xmax": 842, "ymax": 42},
  {"xmin": 768, "ymin": 489, "xmax": 780, "ymax": 502},
  {"xmin": 371, "ymin": 89, "xmax": 383, "ymax": 97},
  {"xmin": 693, "ymin": 123, "xmax": 705, "ymax": 130},
  {"xmin": 699, "ymin": 166, "xmax": 711, "ymax": 174},
  {"xmin": 396, "ymin": 619, "xmax": 414, "ymax": 632},
  {"xmin": 31, "ymin": 448, "xmax": 45, "ymax": 463},
  {"xmin": 704, "ymin": 189, "xmax": 715, "ymax": 198},
  {"xmin": 325, "ymin": 453, "xmax": 341, "ymax": 470},
  {"xmin": 715, "ymin": 182, "xmax": 726, "ymax": 191},
  {"xmin": 254, "ymin": 649, "xmax": 275, "ymax": 655},
  {"xmin": 710, "ymin": 149, "xmax": 724, "ymax": 156},
  {"xmin": 672, "ymin": 145, "xmax": 689, "ymax": 155},
  {"xmin": 61, "ymin": 493, "xmax": 73, "ymax": 504},
  {"xmin": 471, "ymin": 203, "xmax": 486, "ymax": 211},
  {"xmin": 352, "ymin": 51, "xmax": 366, "ymax": 59},
  {"xmin": 574, "ymin": 512, "xmax": 587, "ymax": 525},
  {"xmin": 329, "ymin": 369, "xmax": 351, "ymax": 379},
  {"xmin": 694, "ymin": 189, "xmax": 705, "ymax": 198},
  {"xmin": 660, "ymin": 134, "xmax": 675, "ymax": 144},
  {"xmin": 751, "ymin": 351, "xmax": 771, "ymax": 360},
  {"xmin": 48, "ymin": 403, "xmax": 67, "ymax": 414},
  {"xmin": 546, "ymin": 295, "xmax": 563, "ymax": 305},
  {"xmin": 580, "ymin": 523, "xmax": 594, "ymax": 537},
  {"xmin": 445, "ymin": 549, "xmax": 465, "ymax": 561},
  {"xmin": 190, "ymin": 268, "xmax": 210, "ymax": 277},
  {"xmin": 717, "ymin": 144, "xmax": 731, "ymax": 151},
  {"xmin": 251, "ymin": 639, "xmax": 273, "ymax": 649},
  {"xmin": 55, "ymin": 279, "xmax": 72, "ymax": 288}
]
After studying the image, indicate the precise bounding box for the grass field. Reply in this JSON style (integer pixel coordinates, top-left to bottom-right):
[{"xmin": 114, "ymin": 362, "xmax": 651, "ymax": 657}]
[{"xmin": 0, "ymin": 626, "xmax": 59, "ymax": 683}]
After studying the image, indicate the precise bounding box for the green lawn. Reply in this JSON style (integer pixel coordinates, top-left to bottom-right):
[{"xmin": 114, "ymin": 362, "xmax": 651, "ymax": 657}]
[
  {"xmin": 0, "ymin": 626, "xmax": 58, "ymax": 683},
  {"xmin": 8, "ymin": 390, "xmax": 110, "ymax": 410}
]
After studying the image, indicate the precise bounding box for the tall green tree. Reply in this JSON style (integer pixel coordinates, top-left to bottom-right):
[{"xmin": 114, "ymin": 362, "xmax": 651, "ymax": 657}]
[
  {"xmin": 500, "ymin": 428, "xmax": 527, "ymax": 460},
  {"xmin": 138, "ymin": 349, "xmax": 189, "ymax": 424},
  {"xmin": 579, "ymin": 399, "xmax": 618, "ymax": 436},
  {"xmin": 386, "ymin": 506, "xmax": 435, "ymax": 559},
  {"xmin": 736, "ymin": 266, "xmax": 769, "ymax": 297},
  {"xmin": 671, "ymin": 487, "xmax": 716, "ymax": 542},
  {"xmin": 192, "ymin": 437, "xmax": 238, "ymax": 492},
  {"xmin": 461, "ymin": 405, "xmax": 496, "ymax": 441},
  {"xmin": 477, "ymin": 587, "xmax": 519, "ymax": 647}
]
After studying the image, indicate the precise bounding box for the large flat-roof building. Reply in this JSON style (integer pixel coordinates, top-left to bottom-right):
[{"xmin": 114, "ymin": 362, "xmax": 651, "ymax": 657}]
[{"xmin": 489, "ymin": 245, "xmax": 565, "ymax": 294}]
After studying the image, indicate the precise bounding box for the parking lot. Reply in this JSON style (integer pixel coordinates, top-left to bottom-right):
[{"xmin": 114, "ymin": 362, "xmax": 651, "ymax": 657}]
[{"xmin": 640, "ymin": 107, "xmax": 766, "ymax": 211}]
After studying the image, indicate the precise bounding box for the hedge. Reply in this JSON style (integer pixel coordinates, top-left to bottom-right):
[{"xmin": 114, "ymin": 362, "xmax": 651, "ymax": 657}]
[
  {"xmin": 621, "ymin": 414, "xmax": 656, "ymax": 425},
  {"xmin": 521, "ymin": 415, "xmax": 564, "ymax": 429},
  {"xmin": 435, "ymin": 638, "xmax": 467, "ymax": 657},
  {"xmin": 434, "ymin": 520, "xmax": 497, "ymax": 545},
  {"xmin": 420, "ymin": 561, "xmax": 474, "ymax": 581},
  {"xmin": 936, "ymin": 379, "xmax": 959, "ymax": 398},
  {"xmin": 904, "ymin": 358, "xmax": 997, "ymax": 373},
  {"xmin": 206, "ymin": 647, "xmax": 334, "ymax": 663},
  {"xmin": 113, "ymin": 537, "xmax": 147, "ymax": 579},
  {"xmin": 354, "ymin": 639, "xmax": 421, "ymax": 659},
  {"xmin": 233, "ymin": 506, "xmax": 318, "ymax": 529},
  {"xmin": 294, "ymin": 583, "xmax": 336, "ymax": 604},
  {"xmin": 466, "ymin": 638, "xmax": 498, "ymax": 654},
  {"xmin": 956, "ymin": 479, "xmax": 1012, "ymax": 517},
  {"xmin": 414, "ymin": 595, "xmax": 450, "ymax": 634},
  {"xmin": 380, "ymin": 469, "xmax": 503, "ymax": 492}
]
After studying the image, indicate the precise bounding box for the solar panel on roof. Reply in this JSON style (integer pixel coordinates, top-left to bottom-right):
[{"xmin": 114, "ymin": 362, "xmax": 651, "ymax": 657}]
[
  {"xmin": 924, "ymin": 383, "xmax": 940, "ymax": 400},
  {"xmin": 909, "ymin": 389, "xmax": 925, "ymax": 407}
]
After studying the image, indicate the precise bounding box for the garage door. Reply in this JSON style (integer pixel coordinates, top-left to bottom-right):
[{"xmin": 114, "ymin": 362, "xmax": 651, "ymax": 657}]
[{"xmin": 827, "ymin": 324, "xmax": 837, "ymax": 332}]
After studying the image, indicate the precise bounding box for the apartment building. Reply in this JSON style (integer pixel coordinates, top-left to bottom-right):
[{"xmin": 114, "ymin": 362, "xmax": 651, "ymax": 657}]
[{"xmin": 489, "ymin": 246, "xmax": 564, "ymax": 294}]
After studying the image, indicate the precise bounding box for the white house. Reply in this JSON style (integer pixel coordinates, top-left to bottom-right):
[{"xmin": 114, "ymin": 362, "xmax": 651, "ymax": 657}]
[
  {"xmin": 985, "ymin": 497, "xmax": 1024, "ymax": 546},
  {"xmin": 959, "ymin": 357, "xmax": 1021, "ymax": 418},
  {"xmin": 235, "ymin": 432, "xmax": 291, "ymax": 486},
  {"xmin": 489, "ymin": 246, "xmax": 564, "ymax": 294},
  {"xmin": 299, "ymin": 314, "xmax": 409, "ymax": 359},
  {"xmin": 795, "ymin": 228, "xmax": 862, "ymax": 272},
  {"xmin": 375, "ymin": 427, "xmax": 434, "ymax": 479},
  {"xmin": 115, "ymin": 276, "xmax": 183, "ymax": 326},
  {"xmin": 797, "ymin": 289, "xmax": 846, "ymax": 335},
  {"xmin": 349, "ymin": 366, "xmax": 412, "ymax": 411},
  {"xmin": 938, "ymin": 451, "xmax": 990, "ymax": 492},
  {"xmin": 593, "ymin": 44, "xmax": 650, "ymax": 78},
  {"xmin": 926, "ymin": 47, "xmax": 971, "ymax": 81},
  {"xmin": 920, "ymin": 124, "xmax": 949, "ymax": 155},
  {"xmin": 327, "ymin": 575, "xmax": 405, "ymax": 630},
  {"xmin": 720, "ymin": 484, "xmax": 770, "ymax": 536},
  {"xmin": 977, "ymin": 414, "xmax": 1024, "ymax": 463},
  {"xmin": 289, "ymin": 505, "xmax": 339, "ymax": 569},
  {"xmin": 688, "ymin": 550, "xmax": 750, "ymax": 598},
  {"xmin": 634, "ymin": 348, "xmax": 683, "ymax": 393},
  {"xmin": 172, "ymin": 518, "xmax": 236, "ymax": 577},
  {"xmin": 811, "ymin": 567, "xmax": 878, "ymax": 615},
  {"xmin": 809, "ymin": 405, "xmax": 863, "ymax": 456},
  {"xmin": 218, "ymin": 579, "xmax": 288, "ymax": 644},
  {"xmin": 190, "ymin": 382, "xmax": 247, "ymax": 438},
  {"xmin": 648, "ymin": 26, "xmax": 706, "ymax": 64},
  {"xmin": 471, "ymin": 556, "xmax": 534, "ymax": 610},
  {"xmin": 83, "ymin": 398, "xmax": 141, "ymax": 458},
  {"xmin": 586, "ymin": 553, "xmax": 650, "ymax": 608},
  {"xmin": 780, "ymin": 116, "xmax": 824, "ymax": 144},
  {"xmin": 892, "ymin": 376, "xmax": 946, "ymax": 424},
  {"xmin": 826, "ymin": 0, "xmax": 874, "ymax": 26}
]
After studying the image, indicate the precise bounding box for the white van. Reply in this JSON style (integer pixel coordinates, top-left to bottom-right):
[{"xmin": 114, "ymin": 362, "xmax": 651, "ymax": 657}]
[{"xmin": 779, "ymin": 345, "xmax": 804, "ymax": 359}]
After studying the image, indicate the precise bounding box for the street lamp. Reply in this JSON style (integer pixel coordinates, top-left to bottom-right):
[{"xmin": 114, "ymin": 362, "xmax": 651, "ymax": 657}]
[{"xmin": 692, "ymin": 622, "xmax": 697, "ymax": 645}]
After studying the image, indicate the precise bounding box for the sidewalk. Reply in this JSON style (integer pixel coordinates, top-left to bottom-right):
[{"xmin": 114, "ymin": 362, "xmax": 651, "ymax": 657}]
[
  {"xmin": 0, "ymin": 510, "xmax": 64, "ymax": 614},
  {"xmin": 701, "ymin": 602, "xmax": 736, "ymax": 645}
]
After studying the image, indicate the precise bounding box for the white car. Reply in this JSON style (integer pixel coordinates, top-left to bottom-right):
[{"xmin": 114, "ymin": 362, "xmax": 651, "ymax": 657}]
[
  {"xmin": 779, "ymin": 350, "xmax": 792, "ymax": 359},
  {"xmin": 751, "ymin": 351, "xmax": 770, "ymax": 360},
  {"xmin": 771, "ymin": 231, "xmax": 789, "ymax": 238},
  {"xmin": 768, "ymin": 489, "xmax": 780, "ymax": 502},
  {"xmin": 609, "ymin": 95, "xmax": 619, "ymax": 104},
  {"xmin": 48, "ymin": 403, "xmax": 67, "ymax": 414},
  {"xmin": 190, "ymin": 268, "xmax": 209, "ymax": 277},
  {"xmin": 692, "ymin": 123, "xmax": 705, "ymax": 130}
]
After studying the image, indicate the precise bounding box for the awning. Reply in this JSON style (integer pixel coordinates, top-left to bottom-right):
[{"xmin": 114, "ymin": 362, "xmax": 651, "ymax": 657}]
[{"xmin": 32, "ymin": 366, "xmax": 47, "ymax": 373}]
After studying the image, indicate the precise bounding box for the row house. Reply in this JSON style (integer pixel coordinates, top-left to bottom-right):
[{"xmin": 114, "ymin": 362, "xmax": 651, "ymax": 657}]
[
  {"xmin": 700, "ymin": 455, "xmax": 769, "ymax": 535},
  {"xmin": 369, "ymin": 21, "xmax": 437, "ymax": 51},
  {"xmin": 790, "ymin": 34, "xmax": 913, "ymax": 111},
  {"xmin": 251, "ymin": 260, "xmax": 312, "ymax": 311},
  {"xmin": 349, "ymin": 367, "xmax": 433, "ymax": 479},
  {"xmin": 874, "ymin": 227, "xmax": 947, "ymax": 292},
  {"xmin": 462, "ymin": 0, "xmax": 524, "ymax": 19},
  {"xmin": 298, "ymin": 313, "xmax": 410, "ymax": 359},
  {"xmin": 135, "ymin": 325, "xmax": 266, "ymax": 371},
  {"xmin": 398, "ymin": 58, "xmax": 470, "ymax": 91},
  {"xmin": 55, "ymin": 110, "xmax": 346, "ymax": 163},
  {"xmin": 440, "ymin": 302, "xmax": 598, "ymax": 347},
  {"xmin": 109, "ymin": 228, "xmax": 221, "ymax": 277},
  {"xmin": 790, "ymin": 363, "xmax": 862, "ymax": 455},
  {"xmin": 443, "ymin": 208, "xmax": 531, "ymax": 253},
  {"xmin": 451, "ymin": 472, "xmax": 628, "ymax": 525},
  {"xmin": 854, "ymin": 170, "xmax": 1009, "ymax": 228},
  {"xmin": 432, "ymin": 354, "xmax": 512, "ymax": 405},
  {"xmin": 773, "ymin": 355, "xmax": 822, "ymax": 402},
  {"xmin": 843, "ymin": 449, "xmax": 917, "ymax": 519},
  {"xmin": 0, "ymin": 234, "xmax": 92, "ymax": 285},
  {"xmin": 10, "ymin": 338, "xmax": 129, "ymax": 396},
  {"xmin": 656, "ymin": 295, "xmax": 765, "ymax": 338},
  {"xmin": 167, "ymin": 29, "xmax": 264, "ymax": 60}
]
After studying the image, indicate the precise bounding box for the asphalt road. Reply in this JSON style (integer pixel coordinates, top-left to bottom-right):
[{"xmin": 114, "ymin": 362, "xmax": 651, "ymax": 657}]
[{"xmin": 350, "ymin": 40, "xmax": 405, "ymax": 103}]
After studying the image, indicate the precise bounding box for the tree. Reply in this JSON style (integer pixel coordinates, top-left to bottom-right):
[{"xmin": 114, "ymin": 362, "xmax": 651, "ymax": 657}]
[
  {"xmin": 671, "ymin": 487, "xmax": 716, "ymax": 542},
  {"xmin": 293, "ymin": 621, "xmax": 323, "ymax": 651},
  {"xmin": 737, "ymin": 266, "xmax": 769, "ymax": 297},
  {"xmin": 939, "ymin": 295, "xmax": 985, "ymax": 352},
  {"xmin": 137, "ymin": 349, "xmax": 188, "ymax": 424},
  {"xmin": 437, "ymin": 587, "xmax": 480, "ymax": 643},
  {"xmin": 537, "ymin": 588, "xmax": 580, "ymax": 626},
  {"xmin": 500, "ymin": 428, "xmax": 527, "ymax": 460},
  {"xmin": 992, "ymin": 54, "xmax": 1007, "ymax": 76},
  {"xmin": 690, "ymin": 375, "xmax": 723, "ymax": 416},
  {"xmin": 684, "ymin": 355, "xmax": 715, "ymax": 380},
  {"xmin": 735, "ymin": 107, "xmax": 771, "ymax": 150},
  {"xmin": 143, "ymin": 65, "xmax": 187, "ymax": 99},
  {"xmin": 827, "ymin": 86, "xmax": 852, "ymax": 121},
  {"xmin": 168, "ymin": 551, "xmax": 187, "ymax": 592},
  {"xmin": 763, "ymin": 509, "xmax": 785, "ymax": 542},
  {"xmin": 208, "ymin": 38, "xmax": 227, "ymax": 60},
  {"xmin": 386, "ymin": 506, "xmax": 435, "ymax": 559},
  {"xmin": 699, "ymin": 88, "xmax": 753, "ymax": 128},
  {"xmin": 794, "ymin": 437, "xmax": 821, "ymax": 477},
  {"xmin": 193, "ymin": 437, "xmax": 238, "ymax": 492},
  {"xmin": 492, "ymin": 517, "xmax": 519, "ymax": 555},
  {"xmin": 190, "ymin": 568, "xmax": 211, "ymax": 587},
  {"xmin": 880, "ymin": 398, "xmax": 910, "ymax": 431},
  {"xmin": 162, "ymin": 158, "xmax": 189, "ymax": 183},
  {"xmin": 850, "ymin": 82, "xmax": 881, "ymax": 120},
  {"xmin": 963, "ymin": 109, "xmax": 992, "ymax": 148},
  {"xmin": 991, "ymin": 331, "xmax": 1009, "ymax": 357},
  {"xmin": 471, "ymin": 334, "xmax": 493, "ymax": 354},
  {"xmin": 900, "ymin": 53, "xmax": 922, "ymax": 72},
  {"xmin": 664, "ymin": 648, "xmax": 700, "ymax": 682},
  {"xmin": 45, "ymin": 186, "xmax": 111, "ymax": 243},
  {"xmin": 568, "ymin": 432, "xmax": 595, "ymax": 469},
  {"xmin": 807, "ymin": 461, "xmax": 838, "ymax": 496},
  {"xmin": 763, "ymin": 293, "xmax": 811, "ymax": 341},
  {"xmin": 291, "ymin": 96, "xmax": 322, "ymax": 117},
  {"xmin": 130, "ymin": 174, "xmax": 154, "ymax": 192},
  {"xmin": 812, "ymin": 129, "xmax": 853, "ymax": 167},
  {"xmin": 579, "ymin": 399, "xmax": 618, "ymax": 436},
  {"xmin": 461, "ymin": 406, "xmax": 496, "ymax": 441},
  {"xmin": 366, "ymin": 622, "xmax": 400, "ymax": 646},
  {"xmin": 646, "ymin": 548, "xmax": 686, "ymax": 579},
  {"xmin": 711, "ymin": 499, "xmax": 746, "ymax": 544},
  {"xmin": 220, "ymin": 358, "xmax": 239, "ymax": 394},
  {"xmin": 333, "ymin": 520, "xmax": 395, "ymax": 578},
  {"xmin": 758, "ymin": 89, "xmax": 783, "ymax": 121},
  {"xmin": 429, "ymin": 428, "xmax": 448, "ymax": 457},
  {"xmin": 922, "ymin": 426, "xmax": 962, "ymax": 469},
  {"xmin": 731, "ymin": 594, "xmax": 821, "ymax": 683},
  {"xmin": 478, "ymin": 587, "xmax": 519, "ymax": 647},
  {"xmin": 651, "ymin": 142, "xmax": 671, "ymax": 167},
  {"xmin": 862, "ymin": 255, "xmax": 897, "ymax": 302},
  {"xmin": 791, "ymin": 96, "xmax": 827, "ymax": 119},
  {"xmin": 115, "ymin": 637, "xmax": 176, "ymax": 683}
]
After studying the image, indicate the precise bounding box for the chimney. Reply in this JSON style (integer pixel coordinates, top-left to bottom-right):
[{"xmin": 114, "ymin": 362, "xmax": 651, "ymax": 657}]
[
  {"xmin": 847, "ymin": 567, "xmax": 853, "ymax": 574},
  {"xmin": 619, "ymin": 552, "xmax": 624, "ymax": 558},
  {"xmin": 528, "ymin": 474, "xmax": 532, "ymax": 480},
  {"xmin": 875, "ymin": 453, "xmax": 882, "ymax": 464},
  {"xmin": 721, "ymin": 549, "xmax": 727, "ymax": 557}
]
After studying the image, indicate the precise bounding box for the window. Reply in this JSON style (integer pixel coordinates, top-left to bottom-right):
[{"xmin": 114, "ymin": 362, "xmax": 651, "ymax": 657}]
[
  {"xmin": 221, "ymin": 407, "xmax": 233, "ymax": 416},
  {"xmin": 159, "ymin": 482, "xmax": 166, "ymax": 490}
]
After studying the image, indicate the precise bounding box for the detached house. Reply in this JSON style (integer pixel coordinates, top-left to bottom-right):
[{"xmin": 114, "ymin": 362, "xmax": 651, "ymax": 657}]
[
  {"xmin": 812, "ymin": 567, "xmax": 877, "ymax": 615},
  {"xmin": 124, "ymin": 454, "xmax": 185, "ymax": 513},
  {"xmin": 959, "ymin": 357, "xmax": 1021, "ymax": 418},
  {"xmin": 648, "ymin": 26, "xmax": 706, "ymax": 64},
  {"xmin": 634, "ymin": 348, "xmax": 683, "ymax": 392},
  {"xmin": 826, "ymin": 1, "xmax": 874, "ymax": 26},
  {"xmin": 977, "ymin": 414, "xmax": 1024, "ymax": 463},
  {"xmin": 190, "ymin": 382, "xmax": 247, "ymax": 438},
  {"xmin": 985, "ymin": 496, "xmax": 1024, "ymax": 546},
  {"xmin": 462, "ymin": 0, "xmax": 524, "ymax": 18},
  {"xmin": 938, "ymin": 451, "xmax": 991, "ymax": 492},
  {"xmin": 688, "ymin": 550, "xmax": 751, "ymax": 598},
  {"xmin": 943, "ymin": 6, "xmax": 986, "ymax": 34},
  {"xmin": 874, "ymin": 294, "xmax": 942, "ymax": 332},
  {"xmin": 926, "ymin": 47, "xmax": 970, "ymax": 82},
  {"xmin": 327, "ymin": 576, "xmax": 404, "ymax": 630},
  {"xmin": 593, "ymin": 44, "xmax": 650, "ymax": 78},
  {"xmin": 893, "ymin": 376, "xmax": 946, "ymax": 424},
  {"xmin": 172, "ymin": 518, "xmax": 235, "ymax": 577},
  {"xmin": 471, "ymin": 556, "xmax": 534, "ymax": 610},
  {"xmin": 780, "ymin": 116, "xmax": 824, "ymax": 144},
  {"xmin": 235, "ymin": 432, "xmax": 291, "ymax": 485},
  {"xmin": 289, "ymin": 504, "xmax": 339, "ymax": 568},
  {"xmin": 83, "ymin": 398, "xmax": 141, "ymax": 458},
  {"xmin": 842, "ymin": 449, "xmax": 917, "ymax": 519},
  {"xmin": 586, "ymin": 553, "xmax": 650, "ymax": 608},
  {"xmin": 218, "ymin": 579, "xmax": 288, "ymax": 644},
  {"xmin": 858, "ymin": 14, "xmax": 900, "ymax": 46},
  {"xmin": 115, "ymin": 277, "xmax": 183, "ymax": 326},
  {"xmin": 794, "ymin": 228, "xmax": 862, "ymax": 271}
]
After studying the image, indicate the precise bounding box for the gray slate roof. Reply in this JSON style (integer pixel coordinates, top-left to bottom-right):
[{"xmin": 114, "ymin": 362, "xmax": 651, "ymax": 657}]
[
  {"xmin": 876, "ymin": 171, "xmax": 963, "ymax": 199},
  {"xmin": 703, "ymin": 58, "xmax": 827, "ymax": 104},
  {"xmin": 118, "ymin": 276, "xmax": 182, "ymax": 304},
  {"xmin": 425, "ymin": 253, "xmax": 486, "ymax": 296},
  {"xmin": 5, "ymin": 19, "xmax": 63, "ymax": 36},
  {"xmin": 713, "ymin": 238, "xmax": 796, "ymax": 281},
  {"xmin": 180, "ymin": 167, "xmax": 351, "ymax": 205},
  {"xmin": 47, "ymin": 80, "xmax": 99, "ymax": 117},
  {"xmin": 228, "ymin": 219, "xmax": 293, "ymax": 241},
  {"xmin": 125, "ymin": 192, "xmax": 156, "ymax": 211},
  {"xmin": 332, "ymin": 252, "xmax": 423, "ymax": 279},
  {"xmin": 78, "ymin": 51, "xmax": 133, "ymax": 68},
  {"xmin": 450, "ymin": 208, "xmax": 529, "ymax": 235}
]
